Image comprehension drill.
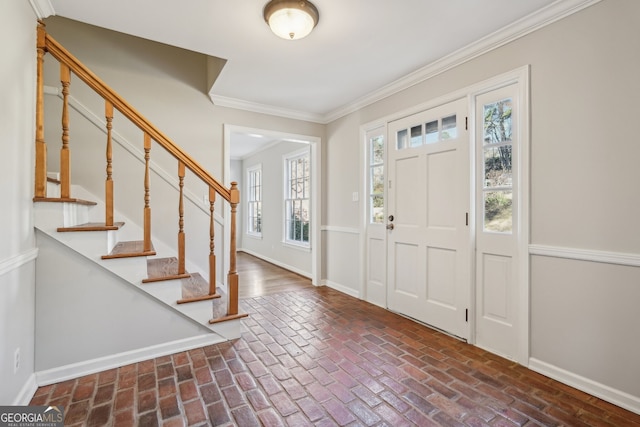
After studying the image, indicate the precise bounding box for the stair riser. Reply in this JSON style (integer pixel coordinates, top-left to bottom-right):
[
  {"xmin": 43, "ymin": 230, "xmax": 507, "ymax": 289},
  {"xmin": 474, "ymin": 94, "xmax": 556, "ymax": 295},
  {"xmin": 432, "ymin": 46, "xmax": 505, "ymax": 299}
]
[
  {"xmin": 34, "ymin": 202, "xmax": 91, "ymax": 231},
  {"xmin": 46, "ymin": 181, "xmax": 60, "ymax": 198}
]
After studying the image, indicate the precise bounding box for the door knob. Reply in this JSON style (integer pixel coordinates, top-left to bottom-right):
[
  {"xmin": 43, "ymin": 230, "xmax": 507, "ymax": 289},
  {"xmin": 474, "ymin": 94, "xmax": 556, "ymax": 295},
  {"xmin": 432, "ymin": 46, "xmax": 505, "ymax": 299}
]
[{"xmin": 386, "ymin": 223, "xmax": 394, "ymax": 230}]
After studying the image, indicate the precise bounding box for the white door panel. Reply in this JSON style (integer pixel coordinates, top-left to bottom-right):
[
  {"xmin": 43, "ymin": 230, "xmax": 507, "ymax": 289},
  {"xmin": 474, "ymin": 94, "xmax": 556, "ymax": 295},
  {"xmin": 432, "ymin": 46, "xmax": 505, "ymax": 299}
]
[{"xmin": 387, "ymin": 98, "xmax": 470, "ymax": 339}]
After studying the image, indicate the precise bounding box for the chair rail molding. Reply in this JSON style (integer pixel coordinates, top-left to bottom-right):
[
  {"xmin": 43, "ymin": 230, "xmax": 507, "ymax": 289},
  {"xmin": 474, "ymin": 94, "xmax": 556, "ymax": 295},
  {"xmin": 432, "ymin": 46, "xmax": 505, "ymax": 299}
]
[
  {"xmin": 0, "ymin": 248, "xmax": 39, "ymax": 278},
  {"xmin": 321, "ymin": 225, "xmax": 360, "ymax": 235},
  {"xmin": 529, "ymin": 244, "xmax": 640, "ymax": 268}
]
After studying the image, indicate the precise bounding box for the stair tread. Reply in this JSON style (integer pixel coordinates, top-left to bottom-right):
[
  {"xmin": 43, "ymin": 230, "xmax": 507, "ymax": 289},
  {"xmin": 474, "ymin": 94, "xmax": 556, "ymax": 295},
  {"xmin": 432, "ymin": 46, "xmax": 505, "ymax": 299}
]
[
  {"xmin": 175, "ymin": 273, "xmax": 247, "ymax": 323},
  {"xmin": 143, "ymin": 257, "xmax": 190, "ymax": 283},
  {"xmin": 102, "ymin": 240, "xmax": 156, "ymax": 259},
  {"xmin": 180, "ymin": 272, "xmax": 215, "ymax": 301},
  {"xmin": 58, "ymin": 222, "xmax": 125, "ymax": 232},
  {"xmin": 34, "ymin": 197, "xmax": 97, "ymax": 206}
]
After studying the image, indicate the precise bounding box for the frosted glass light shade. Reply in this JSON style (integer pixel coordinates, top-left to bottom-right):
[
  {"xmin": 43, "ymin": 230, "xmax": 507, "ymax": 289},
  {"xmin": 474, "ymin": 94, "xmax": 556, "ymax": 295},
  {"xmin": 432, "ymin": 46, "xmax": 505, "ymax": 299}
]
[{"xmin": 264, "ymin": 0, "xmax": 319, "ymax": 40}]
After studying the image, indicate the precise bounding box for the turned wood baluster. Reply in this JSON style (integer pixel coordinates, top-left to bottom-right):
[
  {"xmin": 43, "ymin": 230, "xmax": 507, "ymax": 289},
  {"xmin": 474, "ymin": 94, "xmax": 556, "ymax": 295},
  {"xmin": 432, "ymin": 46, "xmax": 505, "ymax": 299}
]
[
  {"xmin": 143, "ymin": 133, "xmax": 152, "ymax": 252},
  {"xmin": 209, "ymin": 187, "xmax": 217, "ymax": 297},
  {"xmin": 35, "ymin": 22, "xmax": 47, "ymax": 199},
  {"xmin": 105, "ymin": 101, "xmax": 114, "ymax": 226},
  {"xmin": 60, "ymin": 63, "xmax": 71, "ymax": 199},
  {"xmin": 227, "ymin": 182, "xmax": 240, "ymax": 316},
  {"xmin": 177, "ymin": 161, "xmax": 186, "ymax": 275}
]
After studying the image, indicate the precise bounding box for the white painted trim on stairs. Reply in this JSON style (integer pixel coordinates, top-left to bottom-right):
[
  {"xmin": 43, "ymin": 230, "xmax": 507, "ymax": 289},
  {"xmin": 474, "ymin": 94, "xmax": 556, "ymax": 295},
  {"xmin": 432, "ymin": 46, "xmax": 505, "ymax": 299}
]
[
  {"xmin": 35, "ymin": 333, "xmax": 227, "ymax": 387},
  {"xmin": 529, "ymin": 244, "xmax": 640, "ymax": 267},
  {"xmin": 29, "ymin": 0, "xmax": 54, "ymax": 19},
  {"xmin": 529, "ymin": 358, "xmax": 640, "ymax": 415},
  {"xmin": 43, "ymin": 87, "xmax": 224, "ymax": 225},
  {"xmin": 238, "ymin": 249, "xmax": 311, "ymax": 280},
  {"xmin": 13, "ymin": 374, "xmax": 38, "ymax": 406},
  {"xmin": 0, "ymin": 248, "xmax": 38, "ymax": 278},
  {"xmin": 322, "ymin": 279, "xmax": 360, "ymax": 299}
]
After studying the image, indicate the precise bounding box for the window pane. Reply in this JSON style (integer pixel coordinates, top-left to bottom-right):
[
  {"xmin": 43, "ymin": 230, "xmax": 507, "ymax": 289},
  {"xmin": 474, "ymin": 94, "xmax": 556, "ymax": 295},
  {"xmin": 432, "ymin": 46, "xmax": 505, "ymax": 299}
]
[
  {"xmin": 285, "ymin": 151, "xmax": 310, "ymax": 245},
  {"xmin": 484, "ymin": 191, "xmax": 512, "ymax": 233},
  {"xmin": 425, "ymin": 120, "xmax": 438, "ymax": 144},
  {"xmin": 300, "ymin": 199, "xmax": 310, "ymax": 222},
  {"xmin": 255, "ymin": 202, "xmax": 262, "ymax": 233},
  {"xmin": 442, "ymin": 114, "xmax": 457, "ymax": 140},
  {"xmin": 371, "ymin": 195, "xmax": 384, "ymax": 224},
  {"xmin": 304, "ymin": 176, "xmax": 310, "ymax": 198},
  {"xmin": 397, "ymin": 129, "xmax": 408, "ymax": 150},
  {"xmin": 371, "ymin": 165, "xmax": 384, "ymax": 194},
  {"xmin": 483, "ymin": 98, "xmax": 513, "ymax": 145},
  {"xmin": 371, "ymin": 136, "xmax": 384, "ymax": 164},
  {"xmin": 369, "ymin": 132, "xmax": 385, "ymax": 225},
  {"xmin": 410, "ymin": 125, "xmax": 422, "ymax": 147},
  {"xmin": 484, "ymin": 146, "xmax": 512, "ymax": 188}
]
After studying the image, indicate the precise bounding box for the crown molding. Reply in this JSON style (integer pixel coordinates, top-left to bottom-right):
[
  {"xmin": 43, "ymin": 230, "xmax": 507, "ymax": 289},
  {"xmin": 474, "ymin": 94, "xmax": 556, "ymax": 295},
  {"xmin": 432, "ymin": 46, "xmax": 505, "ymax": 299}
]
[
  {"xmin": 210, "ymin": 0, "xmax": 601, "ymax": 125},
  {"xmin": 323, "ymin": 0, "xmax": 602, "ymax": 123},
  {"xmin": 29, "ymin": 0, "xmax": 55, "ymax": 19},
  {"xmin": 210, "ymin": 93, "xmax": 325, "ymax": 124}
]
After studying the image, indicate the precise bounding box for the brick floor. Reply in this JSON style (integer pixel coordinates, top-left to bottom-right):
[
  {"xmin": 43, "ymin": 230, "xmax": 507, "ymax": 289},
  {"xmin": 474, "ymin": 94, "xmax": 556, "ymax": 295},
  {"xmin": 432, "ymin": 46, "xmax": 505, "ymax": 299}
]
[{"xmin": 30, "ymin": 287, "xmax": 640, "ymax": 426}]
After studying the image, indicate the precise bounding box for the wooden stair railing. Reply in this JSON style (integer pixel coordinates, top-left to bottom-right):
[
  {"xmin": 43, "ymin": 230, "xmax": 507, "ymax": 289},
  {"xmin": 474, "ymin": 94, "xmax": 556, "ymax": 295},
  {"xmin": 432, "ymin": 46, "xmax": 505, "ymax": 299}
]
[{"xmin": 34, "ymin": 22, "xmax": 247, "ymax": 323}]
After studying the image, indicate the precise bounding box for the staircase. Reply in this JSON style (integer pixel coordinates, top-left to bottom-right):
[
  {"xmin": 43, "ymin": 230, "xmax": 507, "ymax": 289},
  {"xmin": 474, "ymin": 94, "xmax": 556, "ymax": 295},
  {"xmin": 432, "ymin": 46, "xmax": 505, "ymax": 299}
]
[{"xmin": 32, "ymin": 22, "xmax": 247, "ymax": 343}]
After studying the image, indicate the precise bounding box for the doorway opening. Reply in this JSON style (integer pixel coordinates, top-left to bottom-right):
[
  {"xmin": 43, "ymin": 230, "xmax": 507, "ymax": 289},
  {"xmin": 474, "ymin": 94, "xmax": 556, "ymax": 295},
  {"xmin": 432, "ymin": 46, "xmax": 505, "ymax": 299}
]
[{"xmin": 223, "ymin": 125, "xmax": 321, "ymax": 287}]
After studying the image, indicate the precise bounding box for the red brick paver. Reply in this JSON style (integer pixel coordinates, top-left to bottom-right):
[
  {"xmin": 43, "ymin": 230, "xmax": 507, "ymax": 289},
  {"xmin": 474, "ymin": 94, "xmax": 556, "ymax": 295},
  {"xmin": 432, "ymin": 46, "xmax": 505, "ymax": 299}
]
[{"xmin": 31, "ymin": 287, "xmax": 640, "ymax": 426}]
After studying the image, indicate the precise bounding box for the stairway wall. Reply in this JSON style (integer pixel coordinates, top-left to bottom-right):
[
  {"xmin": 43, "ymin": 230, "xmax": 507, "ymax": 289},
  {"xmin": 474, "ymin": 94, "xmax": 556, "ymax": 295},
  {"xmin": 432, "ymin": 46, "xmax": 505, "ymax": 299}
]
[
  {"xmin": 41, "ymin": 16, "xmax": 325, "ymax": 286},
  {"xmin": 0, "ymin": 0, "xmax": 38, "ymax": 405},
  {"xmin": 35, "ymin": 231, "xmax": 216, "ymax": 375}
]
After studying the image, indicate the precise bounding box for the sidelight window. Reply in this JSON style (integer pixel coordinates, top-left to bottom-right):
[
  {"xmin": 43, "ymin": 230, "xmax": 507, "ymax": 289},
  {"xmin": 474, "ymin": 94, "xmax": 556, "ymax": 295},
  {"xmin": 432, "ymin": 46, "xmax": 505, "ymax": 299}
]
[
  {"xmin": 369, "ymin": 134, "xmax": 385, "ymax": 224},
  {"xmin": 482, "ymin": 98, "xmax": 513, "ymax": 233}
]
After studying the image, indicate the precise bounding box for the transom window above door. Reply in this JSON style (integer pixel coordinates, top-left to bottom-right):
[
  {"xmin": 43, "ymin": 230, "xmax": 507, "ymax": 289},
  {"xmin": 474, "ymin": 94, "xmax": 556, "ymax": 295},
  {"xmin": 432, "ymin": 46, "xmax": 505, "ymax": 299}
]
[{"xmin": 396, "ymin": 113, "xmax": 458, "ymax": 149}]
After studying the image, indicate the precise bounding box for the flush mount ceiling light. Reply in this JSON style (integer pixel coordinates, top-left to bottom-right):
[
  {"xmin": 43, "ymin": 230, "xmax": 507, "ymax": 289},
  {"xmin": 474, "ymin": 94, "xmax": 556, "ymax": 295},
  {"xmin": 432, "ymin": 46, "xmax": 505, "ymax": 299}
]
[{"xmin": 263, "ymin": 0, "xmax": 319, "ymax": 40}]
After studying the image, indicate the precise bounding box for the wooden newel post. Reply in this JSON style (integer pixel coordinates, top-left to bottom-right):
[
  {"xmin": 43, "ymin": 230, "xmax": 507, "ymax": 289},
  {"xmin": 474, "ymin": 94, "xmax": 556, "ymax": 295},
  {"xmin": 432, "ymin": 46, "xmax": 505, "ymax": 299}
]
[
  {"xmin": 227, "ymin": 182, "xmax": 240, "ymax": 316},
  {"xmin": 34, "ymin": 22, "xmax": 47, "ymax": 199},
  {"xmin": 208, "ymin": 187, "xmax": 217, "ymax": 297}
]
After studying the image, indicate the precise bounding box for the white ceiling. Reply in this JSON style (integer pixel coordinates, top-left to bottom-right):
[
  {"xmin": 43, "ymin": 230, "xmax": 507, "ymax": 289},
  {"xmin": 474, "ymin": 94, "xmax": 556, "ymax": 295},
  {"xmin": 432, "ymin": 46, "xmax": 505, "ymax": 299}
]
[{"xmin": 44, "ymin": 0, "xmax": 590, "ymax": 124}]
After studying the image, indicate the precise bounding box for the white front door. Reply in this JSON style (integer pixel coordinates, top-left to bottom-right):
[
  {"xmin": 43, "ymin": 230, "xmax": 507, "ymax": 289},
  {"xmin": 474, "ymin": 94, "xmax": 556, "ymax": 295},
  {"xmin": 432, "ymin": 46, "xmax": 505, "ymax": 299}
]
[{"xmin": 386, "ymin": 98, "xmax": 470, "ymax": 339}]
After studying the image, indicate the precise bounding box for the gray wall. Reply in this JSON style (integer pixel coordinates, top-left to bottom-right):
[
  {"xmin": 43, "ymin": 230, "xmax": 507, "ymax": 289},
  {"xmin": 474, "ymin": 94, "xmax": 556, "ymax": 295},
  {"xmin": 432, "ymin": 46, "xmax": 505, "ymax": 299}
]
[
  {"xmin": 240, "ymin": 141, "xmax": 312, "ymax": 276},
  {"xmin": 0, "ymin": 0, "xmax": 37, "ymax": 404},
  {"xmin": 323, "ymin": 0, "xmax": 640, "ymax": 405}
]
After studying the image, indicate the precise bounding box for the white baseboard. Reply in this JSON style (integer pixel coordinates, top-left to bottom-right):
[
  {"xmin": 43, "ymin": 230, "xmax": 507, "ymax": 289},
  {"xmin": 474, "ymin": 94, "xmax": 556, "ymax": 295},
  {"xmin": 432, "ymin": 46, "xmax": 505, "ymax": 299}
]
[
  {"xmin": 322, "ymin": 279, "xmax": 360, "ymax": 299},
  {"xmin": 528, "ymin": 358, "xmax": 640, "ymax": 415},
  {"xmin": 13, "ymin": 374, "xmax": 38, "ymax": 406},
  {"xmin": 238, "ymin": 249, "xmax": 312, "ymax": 279},
  {"xmin": 36, "ymin": 334, "xmax": 226, "ymax": 387}
]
